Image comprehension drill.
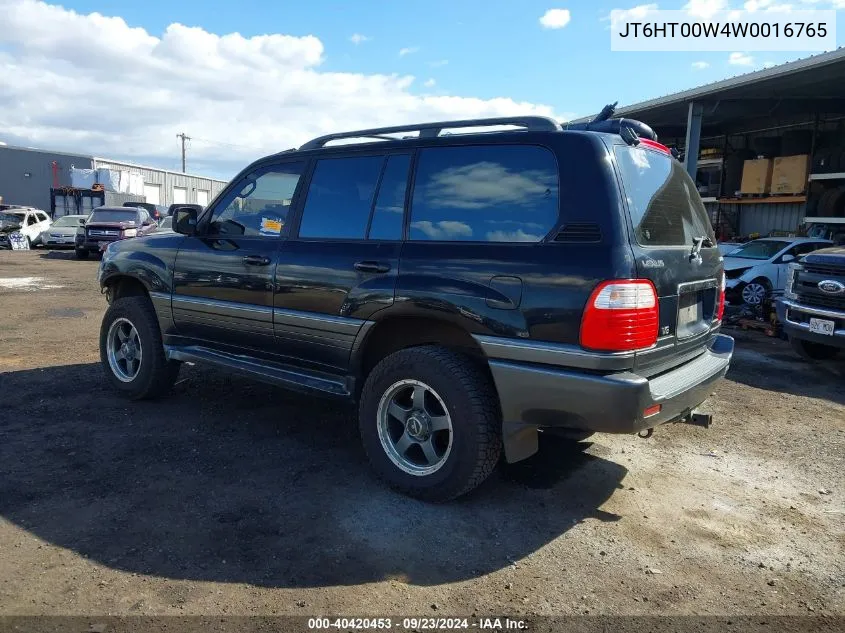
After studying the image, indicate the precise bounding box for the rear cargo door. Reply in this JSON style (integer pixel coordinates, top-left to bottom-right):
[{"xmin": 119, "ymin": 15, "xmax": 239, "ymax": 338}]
[{"xmin": 613, "ymin": 143, "xmax": 722, "ymax": 375}]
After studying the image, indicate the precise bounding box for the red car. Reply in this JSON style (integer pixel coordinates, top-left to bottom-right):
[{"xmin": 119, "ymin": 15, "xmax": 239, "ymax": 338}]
[{"xmin": 75, "ymin": 206, "xmax": 158, "ymax": 259}]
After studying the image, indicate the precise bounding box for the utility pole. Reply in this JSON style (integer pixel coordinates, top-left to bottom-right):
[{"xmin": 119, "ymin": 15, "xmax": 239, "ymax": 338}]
[{"xmin": 176, "ymin": 132, "xmax": 191, "ymax": 173}]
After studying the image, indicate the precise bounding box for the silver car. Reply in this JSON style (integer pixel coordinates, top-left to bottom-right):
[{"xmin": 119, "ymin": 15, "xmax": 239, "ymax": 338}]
[{"xmin": 41, "ymin": 214, "xmax": 88, "ymax": 248}]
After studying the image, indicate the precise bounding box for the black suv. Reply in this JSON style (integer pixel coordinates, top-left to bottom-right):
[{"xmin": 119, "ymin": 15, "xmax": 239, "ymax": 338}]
[{"xmin": 97, "ymin": 116, "xmax": 734, "ymax": 500}]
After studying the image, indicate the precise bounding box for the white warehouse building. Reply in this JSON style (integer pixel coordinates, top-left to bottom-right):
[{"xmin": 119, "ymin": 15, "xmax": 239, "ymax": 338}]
[{"xmin": 0, "ymin": 144, "xmax": 228, "ymax": 213}]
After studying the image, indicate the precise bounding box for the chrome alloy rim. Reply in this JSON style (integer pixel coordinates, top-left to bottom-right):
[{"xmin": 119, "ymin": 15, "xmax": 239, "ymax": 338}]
[
  {"xmin": 376, "ymin": 379, "xmax": 453, "ymax": 476},
  {"xmin": 107, "ymin": 317, "xmax": 142, "ymax": 382},
  {"xmin": 742, "ymin": 282, "xmax": 767, "ymax": 305}
]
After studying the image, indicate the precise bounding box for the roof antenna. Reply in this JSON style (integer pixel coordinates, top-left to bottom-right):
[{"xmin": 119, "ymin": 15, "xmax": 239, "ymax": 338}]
[{"xmin": 593, "ymin": 102, "xmax": 618, "ymax": 123}]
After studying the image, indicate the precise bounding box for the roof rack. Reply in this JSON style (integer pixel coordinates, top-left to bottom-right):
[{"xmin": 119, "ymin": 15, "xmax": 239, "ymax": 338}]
[{"xmin": 299, "ymin": 116, "xmax": 562, "ymax": 150}]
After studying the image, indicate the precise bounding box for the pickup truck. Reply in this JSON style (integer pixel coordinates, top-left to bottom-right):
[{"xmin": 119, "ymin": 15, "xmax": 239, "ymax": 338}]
[{"xmin": 777, "ymin": 246, "xmax": 845, "ymax": 360}]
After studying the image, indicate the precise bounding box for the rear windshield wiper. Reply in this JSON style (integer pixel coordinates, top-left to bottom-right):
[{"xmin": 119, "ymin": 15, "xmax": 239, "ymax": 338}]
[{"xmin": 690, "ymin": 236, "xmax": 714, "ymax": 261}]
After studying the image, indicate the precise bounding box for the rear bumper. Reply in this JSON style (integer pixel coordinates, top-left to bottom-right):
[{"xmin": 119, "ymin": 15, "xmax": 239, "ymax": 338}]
[
  {"xmin": 777, "ymin": 299, "xmax": 845, "ymax": 348},
  {"xmin": 489, "ymin": 334, "xmax": 734, "ymax": 435}
]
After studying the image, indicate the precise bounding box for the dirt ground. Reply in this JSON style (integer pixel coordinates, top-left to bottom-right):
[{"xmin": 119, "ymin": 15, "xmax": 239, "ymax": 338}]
[{"xmin": 0, "ymin": 250, "xmax": 843, "ymax": 617}]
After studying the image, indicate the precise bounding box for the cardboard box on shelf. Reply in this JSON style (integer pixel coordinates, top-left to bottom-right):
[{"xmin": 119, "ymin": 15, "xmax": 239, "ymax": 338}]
[
  {"xmin": 771, "ymin": 154, "xmax": 809, "ymax": 195},
  {"xmin": 740, "ymin": 158, "xmax": 773, "ymax": 194}
]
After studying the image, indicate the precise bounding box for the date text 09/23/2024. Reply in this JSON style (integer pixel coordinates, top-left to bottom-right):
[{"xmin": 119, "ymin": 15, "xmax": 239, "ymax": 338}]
[{"xmin": 307, "ymin": 617, "xmax": 527, "ymax": 630}]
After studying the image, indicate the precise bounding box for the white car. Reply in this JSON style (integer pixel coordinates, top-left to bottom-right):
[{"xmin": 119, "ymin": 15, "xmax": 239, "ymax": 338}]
[
  {"xmin": 0, "ymin": 207, "xmax": 52, "ymax": 248},
  {"xmin": 724, "ymin": 237, "xmax": 833, "ymax": 306},
  {"xmin": 41, "ymin": 214, "xmax": 88, "ymax": 248}
]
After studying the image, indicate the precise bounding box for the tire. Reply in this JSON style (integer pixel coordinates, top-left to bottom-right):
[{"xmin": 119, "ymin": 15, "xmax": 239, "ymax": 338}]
[
  {"xmin": 741, "ymin": 278, "xmax": 771, "ymax": 307},
  {"xmin": 25, "ymin": 236, "xmax": 32, "ymax": 250},
  {"xmin": 75, "ymin": 248, "xmax": 89, "ymax": 260},
  {"xmin": 789, "ymin": 337, "xmax": 840, "ymax": 361},
  {"xmin": 99, "ymin": 295, "xmax": 180, "ymax": 400},
  {"xmin": 359, "ymin": 346, "xmax": 502, "ymax": 501}
]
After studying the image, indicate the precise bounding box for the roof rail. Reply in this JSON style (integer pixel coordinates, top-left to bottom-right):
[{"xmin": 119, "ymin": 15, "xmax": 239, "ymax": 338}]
[{"xmin": 299, "ymin": 116, "xmax": 562, "ymax": 150}]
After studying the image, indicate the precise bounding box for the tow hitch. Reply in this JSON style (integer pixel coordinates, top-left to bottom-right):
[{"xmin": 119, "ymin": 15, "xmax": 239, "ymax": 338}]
[{"xmin": 680, "ymin": 409, "xmax": 712, "ymax": 428}]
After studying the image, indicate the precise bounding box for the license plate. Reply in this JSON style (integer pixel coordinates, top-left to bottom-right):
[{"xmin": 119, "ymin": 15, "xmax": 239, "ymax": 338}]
[
  {"xmin": 809, "ymin": 318, "xmax": 835, "ymax": 336},
  {"xmin": 678, "ymin": 296, "xmax": 702, "ymax": 326},
  {"xmin": 99, "ymin": 241, "xmax": 111, "ymax": 250}
]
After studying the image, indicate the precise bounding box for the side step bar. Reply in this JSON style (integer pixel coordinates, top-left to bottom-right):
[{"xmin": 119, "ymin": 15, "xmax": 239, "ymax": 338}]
[{"xmin": 165, "ymin": 345, "xmax": 350, "ymax": 398}]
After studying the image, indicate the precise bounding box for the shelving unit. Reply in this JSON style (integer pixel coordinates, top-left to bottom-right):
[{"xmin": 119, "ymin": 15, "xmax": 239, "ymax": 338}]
[
  {"xmin": 808, "ymin": 172, "xmax": 845, "ymax": 181},
  {"xmin": 718, "ymin": 195, "xmax": 807, "ymax": 205}
]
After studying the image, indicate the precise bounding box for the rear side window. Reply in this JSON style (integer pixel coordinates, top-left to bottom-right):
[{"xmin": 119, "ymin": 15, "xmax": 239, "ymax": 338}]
[
  {"xmin": 299, "ymin": 156, "xmax": 383, "ymax": 239},
  {"xmin": 615, "ymin": 146, "xmax": 714, "ymax": 247},
  {"xmin": 409, "ymin": 145, "xmax": 559, "ymax": 242}
]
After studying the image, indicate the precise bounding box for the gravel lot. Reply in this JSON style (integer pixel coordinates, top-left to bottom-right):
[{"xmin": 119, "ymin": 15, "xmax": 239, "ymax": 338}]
[{"xmin": 0, "ymin": 250, "xmax": 843, "ymax": 617}]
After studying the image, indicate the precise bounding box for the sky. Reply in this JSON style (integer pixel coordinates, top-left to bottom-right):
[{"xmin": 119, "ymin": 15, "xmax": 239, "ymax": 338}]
[{"xmin": 0, "ymin": 0, "xmax": 843, "ymax": 179}]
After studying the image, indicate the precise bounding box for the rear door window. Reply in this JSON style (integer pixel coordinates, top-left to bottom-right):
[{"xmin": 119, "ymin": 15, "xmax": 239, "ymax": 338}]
[
  {"xmin": 615, "ymin": 145, "xmax": 714, "ymax": 247},
  {"xmin": 409, "ymin": 145, "xmax": 559, "ymax": 242}
]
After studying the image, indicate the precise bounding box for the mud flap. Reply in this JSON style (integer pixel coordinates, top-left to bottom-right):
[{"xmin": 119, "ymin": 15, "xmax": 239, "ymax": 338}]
[{"xmin": 502, "ymin": 421, "xmax": 538, "ymax": 463}]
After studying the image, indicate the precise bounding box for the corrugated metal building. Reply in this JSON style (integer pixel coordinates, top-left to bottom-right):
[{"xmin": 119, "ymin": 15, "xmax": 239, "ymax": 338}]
[
  {"xmin": 0, "ymin": 146, "xmax": 92, "ymax": 212},
  {"xmin": 570, "ymin": 48, "xmax": 845, "ymax": 237},
  {"xmin": 93, "ymin": 158, "xmax": 226, "ymax": 207},
  {"xmin": 0, "ymin": 144, "xmax": 228, "ymax": 213}
]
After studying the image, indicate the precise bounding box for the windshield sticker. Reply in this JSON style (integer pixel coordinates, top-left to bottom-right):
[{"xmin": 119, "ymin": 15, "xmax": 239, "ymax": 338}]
[{"xmin": 259, "ymin": 217, "xmax": 283, "ymax": 235}]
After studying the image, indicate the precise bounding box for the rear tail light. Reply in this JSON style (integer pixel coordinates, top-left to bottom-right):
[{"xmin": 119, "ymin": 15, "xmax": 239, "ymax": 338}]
[
  {"xmin": 637, "ymin": 138, "xmax": 672, "ymax": 155},
  {"xmin": 716, "ymin": 272, "xmax": 726, "ymax": 321},
  {"xmin": 580, "ymin": 280, "xmax": 659, "ymax": 352}
]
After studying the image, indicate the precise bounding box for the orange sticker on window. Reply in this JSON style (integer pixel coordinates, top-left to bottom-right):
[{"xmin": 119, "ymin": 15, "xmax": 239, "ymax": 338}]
[{"xmin": 259, "ymin": 217, "xmax": 283, "ymax": 235}]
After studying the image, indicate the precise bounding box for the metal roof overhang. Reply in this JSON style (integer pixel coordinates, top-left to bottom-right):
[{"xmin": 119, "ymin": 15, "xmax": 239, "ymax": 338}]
[{"xmin": 570, "ymin": 49, "xmax": 845, "ymax": 139}]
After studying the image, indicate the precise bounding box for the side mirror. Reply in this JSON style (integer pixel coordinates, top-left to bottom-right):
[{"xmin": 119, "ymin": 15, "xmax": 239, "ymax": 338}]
[
  {"xmin": 781, "ymin": 254, "xmax": 796, "ymax": 263},
  {"xmin": 174, "ymin": 207, "xmax": 199, "ymax": 235}
]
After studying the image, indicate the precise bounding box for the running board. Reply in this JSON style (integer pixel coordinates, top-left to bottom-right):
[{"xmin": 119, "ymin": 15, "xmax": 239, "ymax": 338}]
[{"xmin": 165, "ymin": 345, "xmax": 351, "ymax": 397}]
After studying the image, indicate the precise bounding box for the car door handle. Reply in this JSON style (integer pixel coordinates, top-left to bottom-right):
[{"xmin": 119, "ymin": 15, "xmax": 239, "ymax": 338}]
[
  {"xmin": 354, "ymin": 261, "xmax": 391, "ymax": 273},
  {"xmin": 242, "ymin": 255, "xmax": 272, "ymax": 266}
]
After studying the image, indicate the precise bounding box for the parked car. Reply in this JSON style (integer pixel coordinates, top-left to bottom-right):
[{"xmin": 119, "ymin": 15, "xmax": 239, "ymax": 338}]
[
  {"xmin": 41, "ymin": 214, "xmax": 88, "ymax": 248},
  {"xmin": 167, "ymin": 203, "xmax": 203, "ymax": 217},
  {"xmin": 156, "ymin": 214, "xmax": 176, "ymax": 232},
  {"xmin": 717, "ymin": 242, "xmax": 741, "ymax": 256},
  {"xmin": 75, "ymin": 206, "xmax": 158, "ymax": 259},
  {"xmin": 122, "ymin": 201, "xmax": 167, "ymax": 221},
  {"xmin": 0, "ymin": 207, "xmax": 51, "ymax": 249},
  {"xmin": 724, "ymin": 237, "xmax": 833, "ymax": 306},
  {"xmin": 96, "ymin": 115, "xmax": 734, "ymax": 500},
  {"xmin": 777, "ymin": 246, "xmax": 845, "ymax": 360}
]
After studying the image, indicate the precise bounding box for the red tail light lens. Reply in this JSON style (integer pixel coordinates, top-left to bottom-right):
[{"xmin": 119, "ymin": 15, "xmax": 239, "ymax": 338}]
[
  {"xmin": 580, "ymin": 280, "xmax": 659, "ymax": 352},
  {"xmin": 716, "ymin": 272, "xmax": 726, "ymax": 322},
  {"xmin": 637, "ymin": 138, "xmax": 671, "ymax": 155}
]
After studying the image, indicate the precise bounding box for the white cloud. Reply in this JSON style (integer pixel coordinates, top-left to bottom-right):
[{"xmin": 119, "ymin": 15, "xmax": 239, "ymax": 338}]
[
  {"xmin": 612, "ymin": 3, "xmax": 659, "ymax": 20},
  {"xmin": 485, "ymin": 229, "xmax": 544, "ymax": 242},
  {"xmin": 429, "ymin": 59, "xmax": 449, "ymax": 68},
  {"xmin": 684, "ymin": 0, "xmax": 729, "ymax": 17},
  {"xmin": 605, "ymin": 4, "xmax": 658, "ymax": 30},
  {"xmin": 692, "ymin": 61, "xmax": 710, "ymax": 69},
  {"xmin": 423, "ymin": 78, "xmax": 436, "ymax": 88},
  {"xmin": 539, "ymin": 9, "xmax": 572, "ymax": 29},
  {"xmin": 398, "ymin": 46, "xmax": 420, "ymax": 57},
  {"xmin": 728, "ymin": 51, "xmax": 755, "ymax": 65},
  {"xmin": 410, "ymin": 220, "xmax": 473, "ymax": 239},
  {"xmin": 349, "ymin": 33, "xmax": 370, "ymax": 45},
  {"xmin": 0, "ymin": 0, "xmax": 560, "ymax": 179}
]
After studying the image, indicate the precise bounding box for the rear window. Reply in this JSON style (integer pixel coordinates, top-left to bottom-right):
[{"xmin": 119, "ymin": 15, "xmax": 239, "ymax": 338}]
[
  {"xmin": 90, "ymin": 210, "xmax": 138, "ymax": 223},
  {"xmin": 409, "ymin": 145, "xmax": 559, "ymax": 242},
  {"xmin": 615, "ymin": 146, "xmax": 714, "ymax": 247}
]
